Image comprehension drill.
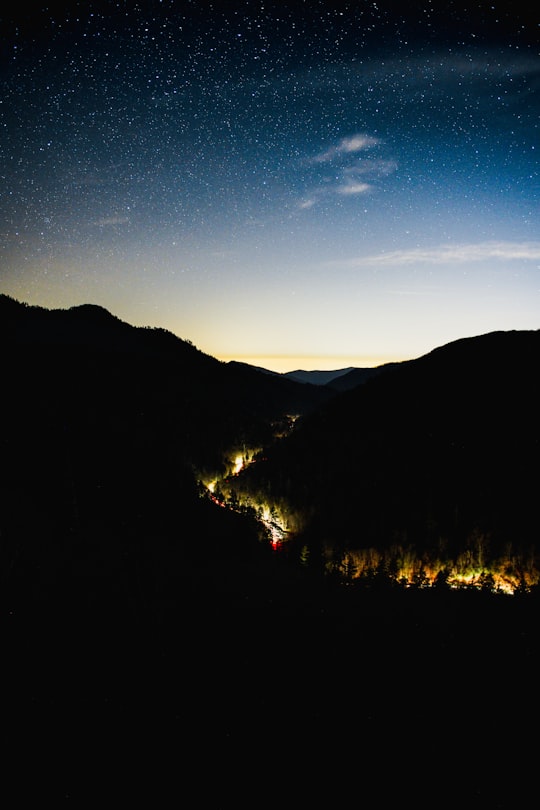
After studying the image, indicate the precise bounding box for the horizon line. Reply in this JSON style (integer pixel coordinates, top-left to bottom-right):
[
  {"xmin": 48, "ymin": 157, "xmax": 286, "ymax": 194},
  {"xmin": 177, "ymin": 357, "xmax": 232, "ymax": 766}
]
[{"xmin": 215, "ymin": 353, "xmax": 411, "ymax": 374}]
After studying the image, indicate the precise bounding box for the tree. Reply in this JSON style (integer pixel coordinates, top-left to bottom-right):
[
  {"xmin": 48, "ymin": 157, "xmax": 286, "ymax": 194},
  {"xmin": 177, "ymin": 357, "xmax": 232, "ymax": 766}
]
[{"xmin": 433, "ymin": 568, "xmax": 451, "ymax": 590}]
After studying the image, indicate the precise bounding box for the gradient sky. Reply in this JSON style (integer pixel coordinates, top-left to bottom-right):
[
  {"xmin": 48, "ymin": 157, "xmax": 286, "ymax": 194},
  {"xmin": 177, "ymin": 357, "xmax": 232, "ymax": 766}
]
[{"xmin": 1, "ymin": 1, "xmax": 538, "ymax": 371}]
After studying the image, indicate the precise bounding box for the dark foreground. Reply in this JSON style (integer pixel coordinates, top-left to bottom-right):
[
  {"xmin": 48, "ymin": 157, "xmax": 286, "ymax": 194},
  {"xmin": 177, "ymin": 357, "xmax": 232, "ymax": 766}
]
[{"xmin": 3, "ymin": 555, "xmax": 540, "ymax": 808}]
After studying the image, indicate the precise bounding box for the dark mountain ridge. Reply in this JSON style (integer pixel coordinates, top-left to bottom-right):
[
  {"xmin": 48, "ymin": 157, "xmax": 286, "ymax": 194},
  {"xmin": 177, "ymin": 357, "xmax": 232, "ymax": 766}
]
[
  {"xmin": 233, "ymin": 328, "xmax": 540, "ymax": 572},
  {"xmin": 3, "ymin": 295, "xmax": 540, "ymax": 806},
  {"xmin": 283, "ymin": 367, "xmax": 356, "ymax": 385},
  {"xmin": 1, "ymin": 293, "xmax": 333, "ymax": 458},
  {"xmin": 4, "ymin": 293, "xmax": 538, "ymax": 572},
  {"xmin": 264, "ymin": 363, "xmax": 402, "ymax": 391},
  {"xmin": 0, "ymin": 294, "xmax": 336, "ymax": 603},
  {"xmin": 325, "ymin": 361, "xmax": 402, "ymax": 391}
]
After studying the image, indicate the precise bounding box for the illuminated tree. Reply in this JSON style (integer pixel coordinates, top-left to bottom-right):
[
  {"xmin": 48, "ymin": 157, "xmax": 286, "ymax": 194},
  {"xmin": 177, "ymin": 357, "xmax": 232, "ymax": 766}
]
[
  {"xmin": 478, "ymin": 571, "xmax": 496, "ymax": 593},
  {"xmin": 341, "ymin": 553, "xmax": 358, "ymax": 583},
  {"xmin": 411, "ymin": 567, "xmax": 430, "ymax": 590}
]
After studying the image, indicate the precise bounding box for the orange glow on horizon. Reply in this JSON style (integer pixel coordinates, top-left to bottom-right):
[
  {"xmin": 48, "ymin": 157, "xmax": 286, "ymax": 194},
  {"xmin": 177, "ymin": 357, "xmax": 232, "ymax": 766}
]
[{"xmin": 216, "ymin": 354, "xmax": 409, "ymax": 374}]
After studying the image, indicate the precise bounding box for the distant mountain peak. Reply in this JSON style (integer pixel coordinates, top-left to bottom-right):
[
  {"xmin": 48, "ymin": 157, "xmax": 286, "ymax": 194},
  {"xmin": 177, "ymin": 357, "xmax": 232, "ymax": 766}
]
[{"xmin": 283, "ymin": 367, "xmax": 357, "ymax": 386}]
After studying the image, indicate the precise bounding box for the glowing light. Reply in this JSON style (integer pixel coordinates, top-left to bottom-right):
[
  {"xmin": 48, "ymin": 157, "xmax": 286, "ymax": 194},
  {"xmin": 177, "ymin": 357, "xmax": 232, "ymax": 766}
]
[
  {"xmin": 233, "ymin": 455, "xmax": 244, "ymax": 475},
  {"xmin": 337, "ymin": 546, "xmax": 539, "ymax": 595},
  {"xmin": 197, "ymin": 444, "xmax": 540, "ymax": 594},
  {"xmin": 259, "ymin": 505, "xmax": 288, "ymax": 548},
  {"xmin": 197, "ymin": 445, "xmax": 289, "ymax": 549}
]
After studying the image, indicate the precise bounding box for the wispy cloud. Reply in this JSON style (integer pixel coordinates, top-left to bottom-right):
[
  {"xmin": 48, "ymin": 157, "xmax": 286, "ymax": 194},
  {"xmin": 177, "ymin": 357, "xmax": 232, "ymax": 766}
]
[
  {"xmin": 299, "ymin": 139, "xmax": 394, "ymax": 209},
  {"xmin": 298, "ymin": 180, "xmax": 372, "ymax": 209},
  {"xmin": 298, "ymin": 198, "xmax": 317, "ymax": 209},
  {"xmin": 343, "ymin": 159, "xmax": 398, "ymax": 178},
  {"xmin": 312, "ymin": 133, "xmax": 379, "ymax": 164},
  {"xmin": 300, "ymin": 50, "xmax": 540, "ymax": 97},
  {"xmin": 337, "ymin": 182, "xmax": 371, "ymax": 196},
  {"xmin": 93, "ymin": 215, "xmax": 130, "ymax": 227},
  {"xmin": 337, "ymin": 241, "xmax": 540, "ymax": 267}
]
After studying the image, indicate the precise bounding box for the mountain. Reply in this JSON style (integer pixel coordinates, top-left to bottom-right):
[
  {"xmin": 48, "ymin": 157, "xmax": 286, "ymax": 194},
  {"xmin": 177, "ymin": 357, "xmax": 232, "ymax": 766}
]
[
  {"xmin": 0, "ymin": 294, "xmax": 337, "ymax": 595},
  {"xmin": 324, "ymin": 361, "xmax": 402, "ymax": 391},
  {"xmin": 3, "ymin": 296, "xmax": 540, "ymax": 806},
  {"xmin": 233, "ymin": 329, "xmax": 540, "ymax": 575},
  {"xmin": 5, "ymin": 294, "xmax": 538, "ymax": 582},
  {"xmin": 281, "ymin": 363, "xmax": 403, "ymax": 391},
  {"xmin": 283, "ymin": 367, "xmax": 356, "ymax": 385},
  {"xmin": 0, "ymin": 293, "xmax": 333, "ymax": 462}
]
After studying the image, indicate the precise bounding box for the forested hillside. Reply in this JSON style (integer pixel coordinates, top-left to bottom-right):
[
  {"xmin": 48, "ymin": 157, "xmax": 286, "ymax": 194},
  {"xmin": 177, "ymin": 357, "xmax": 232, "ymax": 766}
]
[
  {"xmin": 2, "ymin": 296, "xmax": 540, "ymax": 806},
  {"xmin": 232, "ymin": 329, "xmax": 540, "ymax": 588},
  {"xmin": 0, "ymin": 294, "xmax": 333, "ymax": 602}
]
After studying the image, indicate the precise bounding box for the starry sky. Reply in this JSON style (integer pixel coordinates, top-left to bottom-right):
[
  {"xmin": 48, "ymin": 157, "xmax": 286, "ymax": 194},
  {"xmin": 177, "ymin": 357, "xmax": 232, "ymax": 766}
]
[{"xmin": 1, "ymin": 1, "xmax": 538, "ymax": 371}]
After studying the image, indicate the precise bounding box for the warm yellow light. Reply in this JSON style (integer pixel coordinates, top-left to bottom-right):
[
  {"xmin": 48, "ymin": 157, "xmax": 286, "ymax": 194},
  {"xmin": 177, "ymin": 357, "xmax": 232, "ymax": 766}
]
[
  {"xmin": 216, "ymin": 354, "xmax": 402, "ymax": 374},
  {"xmin": 199, "ymin": 451, "xmax": 540, "ymax": 594},
  {"xmin": 233, "ymin": 455, "xmax": 244, "ymax": 475}
]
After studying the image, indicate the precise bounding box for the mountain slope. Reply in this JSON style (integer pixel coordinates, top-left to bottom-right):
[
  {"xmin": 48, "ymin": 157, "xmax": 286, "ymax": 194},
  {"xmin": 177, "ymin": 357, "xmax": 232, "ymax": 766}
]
[
  {"xmin": 3, "ymin": 298, "xmax": 540, "ymax": 808},
  {"xmin": 283, "ymin": 367, "xmax": 356, "ymax": 385},
  {"xmin": 234, "ymin": 329, "xmax": 540, "ymax": 564},
  {"xmin": 0, "ymin": 294, "xmax": 336, "ymax": 604},
  {"xmin": 325, "ymin": 361, "xmax": 402, "ymax": 391},
  {"xmin": 1, "ymin": 294, "xmax": 332, "ymax": 466}
]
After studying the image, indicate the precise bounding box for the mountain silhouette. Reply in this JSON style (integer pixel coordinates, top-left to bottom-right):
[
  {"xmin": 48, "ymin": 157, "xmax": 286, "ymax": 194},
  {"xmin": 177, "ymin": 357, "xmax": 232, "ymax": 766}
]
[
  {"xmin": 234, "ymin": 328, "xmax": 540, "ymax": 568},
  {"xmin": 2, "ymin": 295, "xmax": 540, "ymax": 807},
  {"xmin": 0, "ymin": 294, "xmax": 335, "ymax": 603},
  {"xmin": 3, "ymin": 294, "xmax": 538, "ymax": 582},
  {"xmin": 324, "ymin": 361, "xmax": 402, "ymax": 391},
  {"xmin": 282, "ymin": 367, "xmax": 356, "ymax": 385}
]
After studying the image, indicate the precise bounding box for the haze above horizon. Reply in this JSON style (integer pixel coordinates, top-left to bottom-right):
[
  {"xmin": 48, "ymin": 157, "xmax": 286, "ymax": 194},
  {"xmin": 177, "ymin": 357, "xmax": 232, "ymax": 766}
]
[
  {"xmin": 1, "ymin": 1, "xmax": 537, "ymax": 369},
  {"xmin": 221, "ymin": 353, "xmax": 403, "ymax": 374}
]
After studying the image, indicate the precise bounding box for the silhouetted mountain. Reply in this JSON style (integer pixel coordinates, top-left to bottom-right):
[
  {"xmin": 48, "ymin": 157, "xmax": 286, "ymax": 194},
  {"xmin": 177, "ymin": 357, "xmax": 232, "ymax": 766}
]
[
  {"xmin": 0, "ymin": 294, "xmax": 335, "ymax": 604},
  {"xmin": 235, "ymin": 329, "xmax": 540, "ymax": 564},
  {"xmin": 325, "ymin": 361, "xmax": 402, "ymax": 391},
  {"xmin": 280, "ymin": 362, "xmax": 404, "ymax": 391},
  {"xmin": 3, "ymin": 296, "xmax": 540, "ymax": 807},
  {"xmin": 1, "ymin": 294, "xmax": 332, "ymax": 460},
  {"xmin": 283, "ymin": 367, "xmax": 356, "ymax": 385}
]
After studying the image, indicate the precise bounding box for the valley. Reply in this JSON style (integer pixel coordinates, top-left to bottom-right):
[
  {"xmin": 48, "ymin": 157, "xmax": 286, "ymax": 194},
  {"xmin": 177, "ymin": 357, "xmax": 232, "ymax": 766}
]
[
  {"xmin": 3, "ymin": 294, "xmax": 539, "ymax": 599},
  {"xmin": 2, "ymin": 294, "xmax": 540, "ymax": 805}
]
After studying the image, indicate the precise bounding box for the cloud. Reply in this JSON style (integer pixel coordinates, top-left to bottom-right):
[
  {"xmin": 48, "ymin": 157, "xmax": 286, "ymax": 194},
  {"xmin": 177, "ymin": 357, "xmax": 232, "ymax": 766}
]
[
  {"xmin": 312, "ymin": 133, "xmax": 379, "ymax": 163},
  {"xmin": 299, "ymin": 148, "xmax": 394, "ymax": 209},
  {"xmin": 94, "ymin": 216, "xmax": 130, "ymax": 227},
  {"xmin": 338, "ymin": 241, "xmax": 540, "ymax": 267},
  {"xmin": 301, "ymin": 50, "xmax": 540, "ymax": 95},
  {"xmin": 340, "ymin": 134, "xmax": 379, "ymax": 153},
  {"xmin": 337, "ymin": 182, "xmax": 371, "ymax": 196},
  {"xmin": 298, "ymin": 198, "xmax": 317, "ymax": 209},
  {"xmin": 298, "ymin": 180, "xmax": 371, "ymax": 209},
  {"xmin": 343, "ymin": 159, "xmax": 398, "ymax": 178}
]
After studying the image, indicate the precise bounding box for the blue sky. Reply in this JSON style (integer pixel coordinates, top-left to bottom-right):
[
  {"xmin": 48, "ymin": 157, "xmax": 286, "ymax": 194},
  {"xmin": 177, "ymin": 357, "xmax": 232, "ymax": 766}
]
[{"xmin": 1, "ymin": 1, "xmax": 538, "ymax": 370}]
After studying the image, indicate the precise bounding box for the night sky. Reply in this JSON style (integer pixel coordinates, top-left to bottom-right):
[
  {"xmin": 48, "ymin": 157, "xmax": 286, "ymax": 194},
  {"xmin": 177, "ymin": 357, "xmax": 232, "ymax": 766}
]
[{"xmin": 1, "ymin": 1, "xmax": 538, "ymax": 371}]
